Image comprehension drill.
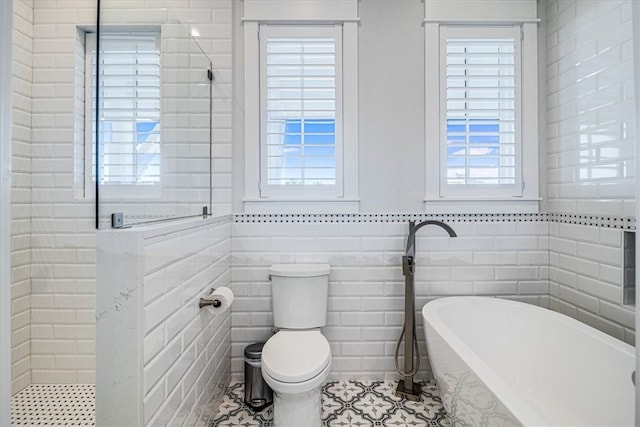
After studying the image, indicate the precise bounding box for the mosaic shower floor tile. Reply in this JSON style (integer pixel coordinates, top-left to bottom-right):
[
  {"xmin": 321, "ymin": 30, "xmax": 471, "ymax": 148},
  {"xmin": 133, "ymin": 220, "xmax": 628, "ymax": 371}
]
[
  {"xmin": 11, "ymin": 384, "xmax": 95, "ymax": 426},
  {"xmin": 209, "ymin": 381, "xmax": 451, "ymax": 427}
]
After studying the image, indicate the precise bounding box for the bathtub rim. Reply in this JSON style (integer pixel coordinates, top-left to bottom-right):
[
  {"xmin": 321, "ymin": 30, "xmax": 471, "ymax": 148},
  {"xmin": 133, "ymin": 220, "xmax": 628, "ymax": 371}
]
[{"xmin": 422, "ymin": 296, "xmax": 635, "ymax": 426}]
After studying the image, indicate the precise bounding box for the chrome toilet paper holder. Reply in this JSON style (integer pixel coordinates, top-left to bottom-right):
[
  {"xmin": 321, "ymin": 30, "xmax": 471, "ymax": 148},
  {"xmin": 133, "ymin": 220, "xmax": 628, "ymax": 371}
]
[
  {"xmin": 199, "ymin": 298, "xmax": 221, "ymax": 309},
  {"xmin": 199, "ymin": 288, "xmax": 222, "ymax": 309}
]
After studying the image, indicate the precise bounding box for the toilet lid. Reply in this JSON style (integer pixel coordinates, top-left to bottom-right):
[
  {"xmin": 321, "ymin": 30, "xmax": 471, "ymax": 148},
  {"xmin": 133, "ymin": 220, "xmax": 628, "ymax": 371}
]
[
  {"xmin": 269, "ymin": 264, "xmax": 330, "ymax": 277},
  {"xmin": 262, "ymin": 330, "xmax": 331, "ymax": 383}
]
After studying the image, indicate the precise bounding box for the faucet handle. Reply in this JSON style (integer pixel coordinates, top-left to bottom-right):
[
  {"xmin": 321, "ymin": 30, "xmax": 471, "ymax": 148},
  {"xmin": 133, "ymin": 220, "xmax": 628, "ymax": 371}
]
[{"xmin": 402, "ymin": 256, "xmax": 414, "ymax": 276}]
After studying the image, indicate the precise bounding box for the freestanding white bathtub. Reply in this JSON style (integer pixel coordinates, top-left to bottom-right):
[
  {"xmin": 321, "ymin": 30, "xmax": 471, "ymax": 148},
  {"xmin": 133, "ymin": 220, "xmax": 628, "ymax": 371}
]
[{"xmin": 422, "ymin": 297, "xmax": 635, "ymax": 427}]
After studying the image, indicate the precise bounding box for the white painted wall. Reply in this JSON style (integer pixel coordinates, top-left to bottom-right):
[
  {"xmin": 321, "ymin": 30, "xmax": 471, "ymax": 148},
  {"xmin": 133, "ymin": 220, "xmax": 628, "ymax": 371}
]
[
  {"xmin": 358, "ymin": 1, "xmax": 426, "ymax": 213},
  {"xmin": 232, "ymin": 0, "xmax": 543, "ymax": 214},
  {"xmin": 232, "ymin": 0, "xmax": 430, "ymax": 213}
]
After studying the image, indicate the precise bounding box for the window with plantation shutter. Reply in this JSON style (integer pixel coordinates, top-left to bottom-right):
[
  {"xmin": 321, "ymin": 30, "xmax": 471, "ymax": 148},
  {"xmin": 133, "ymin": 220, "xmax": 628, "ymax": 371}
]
[
  {"xmin": 425, "ymin": 23, "xmax": 539, "ymax": 213},
  {"xmin": 243, "ymin": 2, "xmax": 360, "ymax": 214},
  {"xmin": 85, "ymin": 32, "xmax": 161, "ymax": 196},
  {"xmin": 259, "ymin": 25, "xmax": 342, "ymax": 198},
  {"xmin": 444, "ymin": 31, "xmax": 518, "ymax": 187}
]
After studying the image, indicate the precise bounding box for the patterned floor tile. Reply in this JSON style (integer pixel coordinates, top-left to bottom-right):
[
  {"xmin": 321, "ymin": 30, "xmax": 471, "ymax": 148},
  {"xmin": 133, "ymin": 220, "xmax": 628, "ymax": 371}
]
[
  {"xmin": 11, "ymin": 381, "xmax": 449, "ymax": 427},
  {"xmin": 11, "ymin": 384, "xmax": 95, "ymax": 426},
  {"xmin": 210, "ymin": 383, "xmax": 273, "ymax": 427},
  {"xmin": 208, "ymin": 381, "xmax": 451, "ymax": 427}
]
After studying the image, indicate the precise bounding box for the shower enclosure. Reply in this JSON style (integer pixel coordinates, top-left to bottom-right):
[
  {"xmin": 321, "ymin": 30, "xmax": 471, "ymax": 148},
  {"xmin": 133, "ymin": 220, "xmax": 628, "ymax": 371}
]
[
  {"xmin": 7, "ymin": 0, "xmax": 231, "ymax": 425},
  {"xmin": 94, "ymin": 13, "xmax": 215, "ymax": 228}
]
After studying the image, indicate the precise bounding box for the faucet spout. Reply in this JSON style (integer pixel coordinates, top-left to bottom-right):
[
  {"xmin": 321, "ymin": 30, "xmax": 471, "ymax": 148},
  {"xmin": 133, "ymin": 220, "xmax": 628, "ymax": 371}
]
[{"xmin": 405, "ymin": 220, "xmax": 457, "ymax": 258}]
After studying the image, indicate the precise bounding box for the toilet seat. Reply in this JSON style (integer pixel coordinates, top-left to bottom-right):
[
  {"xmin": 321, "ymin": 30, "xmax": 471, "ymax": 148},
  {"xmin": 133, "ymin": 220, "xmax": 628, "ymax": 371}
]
[
  {"xmin": 262, "ymin": 356, "xmax": 331, "ymax": 395},
  {"xmin": 262, "ymin": 330, "xmax": 331, "ymax": 383}
]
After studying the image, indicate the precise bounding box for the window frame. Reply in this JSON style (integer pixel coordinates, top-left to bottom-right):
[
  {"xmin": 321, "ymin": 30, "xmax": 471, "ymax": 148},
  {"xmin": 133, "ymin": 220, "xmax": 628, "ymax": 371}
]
[
  {"xmin": 258, "ymin": 24, "xmax": 344, "ymax": 199},
  {"xmin": 242, "ymin": 0, "xmax": 359, "ymax": 214},
  {"xmin": 84, "ymin": 30, "xmax": 163, "ymax": 200},
  {"xmin": 439, "ymin": 25, "xmax": 522, "ymax": 197},
  {"xmin": 425, "ymin": 21, "xmax": 539, "ymax": 214}
]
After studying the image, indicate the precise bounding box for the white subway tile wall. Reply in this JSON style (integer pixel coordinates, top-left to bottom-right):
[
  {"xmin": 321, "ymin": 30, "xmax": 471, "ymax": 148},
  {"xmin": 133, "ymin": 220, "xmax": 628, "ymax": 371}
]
[
  {"xmin": 11, "ymin": 0, "xmax": 34, "ymax": 395},
  {"xmin": 95, "ymin": 217, "xmax": 231, "ymax": 426},
  {"xmin": 546, "ymin": 0, "xmax": 636, "ymax": 344},
  {"xmin": 28, "ymin": 0, "xmax": 93, "ymax": 390},
  {"xmin": 549, "ymin": 222, "xmax": 634, "ymax": 344},
  {"xmin": 142, "ymin": 218, "xmax": 231, "ymax": 427},
  {"xmin": 18, "ymin": 0, "xmax": 232, "ymax": 390},
  {"xmin": 230, "ymin": 215, "xmax": 550, "ymax": 382},
  {"xmin": 546, "ymin": 0, "xmax": 635, "ymax": 218}
]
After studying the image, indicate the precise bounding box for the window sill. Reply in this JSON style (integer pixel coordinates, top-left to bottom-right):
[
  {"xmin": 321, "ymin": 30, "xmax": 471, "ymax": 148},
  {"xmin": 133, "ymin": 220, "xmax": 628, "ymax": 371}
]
[
  {"xmin": 424, "ymin": 198, "xmax": 540, "ymax": 214},
  {"xmin": 243, "ymin": 198, "xmax": 360, "ymax": 214}
]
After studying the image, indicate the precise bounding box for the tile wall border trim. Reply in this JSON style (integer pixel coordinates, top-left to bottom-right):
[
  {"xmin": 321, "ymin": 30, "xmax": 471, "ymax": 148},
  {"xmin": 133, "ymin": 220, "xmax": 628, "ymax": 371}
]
[
  {"xmin": 547, "ymin": 213, "xmax": 635, "ymax": 230},
  {"xmin": 233, "ymin": 213, "xmax": 636, "ymax": 230}
]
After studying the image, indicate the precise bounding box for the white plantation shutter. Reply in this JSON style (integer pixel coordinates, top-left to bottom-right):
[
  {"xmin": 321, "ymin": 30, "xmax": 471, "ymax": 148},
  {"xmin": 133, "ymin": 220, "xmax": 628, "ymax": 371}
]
[
  {"xmin": 88, "ymin": 32, "xmax": 161, "ymax": 187},
  {"xmin": 259, "ymin": 25, "xmax": 343, "ymax": 197},
  {"xmin": 440, "ymin": 26, "xmax": 522, "ymax": 197}
]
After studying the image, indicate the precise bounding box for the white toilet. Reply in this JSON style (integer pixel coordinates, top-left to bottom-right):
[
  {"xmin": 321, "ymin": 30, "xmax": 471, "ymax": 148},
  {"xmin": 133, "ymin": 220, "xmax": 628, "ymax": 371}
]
[{"xmin": 261, "ymin": 264, "xmax": 332, "ymax": 427}]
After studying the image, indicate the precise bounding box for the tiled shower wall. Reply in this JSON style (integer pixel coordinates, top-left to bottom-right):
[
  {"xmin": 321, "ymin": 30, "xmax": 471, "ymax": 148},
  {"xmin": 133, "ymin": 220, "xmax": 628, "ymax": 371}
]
[
  {"xmin": 11, "ymin": 0, "xmax": 33, "ymax": 394},
  {"xmin": 11, "ymin": 0, "xmax": 233, "ymax": 391},
  {"xmin": 230, "ymin": 214, "xmax": 550, "ymax": 381},
  {"xmin": 28, "ymin": 1, "xmax": 97, "ymax": 389},
  {"xmin": 546, "ymin": 0, "xmax": 636, "ymax": 343}
]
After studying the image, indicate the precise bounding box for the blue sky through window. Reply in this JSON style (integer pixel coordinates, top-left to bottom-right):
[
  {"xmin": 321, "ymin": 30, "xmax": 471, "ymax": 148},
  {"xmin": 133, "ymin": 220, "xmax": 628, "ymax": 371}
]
[
  {"xmin": 271, "ymin": 118, "xmax": 336, "ymax": 184},
  {"xmin": 446, "ymin": 118, "xmax": 514, "ymax": 183}
]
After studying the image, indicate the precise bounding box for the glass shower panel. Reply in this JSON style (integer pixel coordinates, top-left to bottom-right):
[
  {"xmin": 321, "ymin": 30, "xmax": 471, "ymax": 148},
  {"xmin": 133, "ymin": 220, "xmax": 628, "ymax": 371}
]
[{"xmin": 94, "ymin": 21, "xmax": 212, "ymax": 228}]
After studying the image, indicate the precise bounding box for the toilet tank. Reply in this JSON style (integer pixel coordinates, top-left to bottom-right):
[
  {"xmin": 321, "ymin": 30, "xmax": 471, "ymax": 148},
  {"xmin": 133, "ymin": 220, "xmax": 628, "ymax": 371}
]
[{"xmin": 269, "ymin": 264, "xmax": 330, "ymax": 329}]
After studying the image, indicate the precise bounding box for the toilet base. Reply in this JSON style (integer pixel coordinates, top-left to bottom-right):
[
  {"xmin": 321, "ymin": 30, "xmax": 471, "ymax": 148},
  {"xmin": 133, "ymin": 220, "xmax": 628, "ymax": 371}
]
[{"xmin": 273, "ymin": 387, "xmax": 322, "ymax": 427}]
